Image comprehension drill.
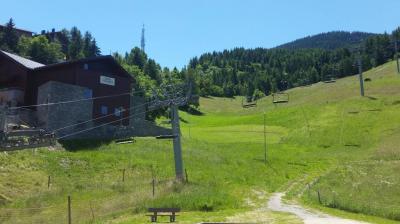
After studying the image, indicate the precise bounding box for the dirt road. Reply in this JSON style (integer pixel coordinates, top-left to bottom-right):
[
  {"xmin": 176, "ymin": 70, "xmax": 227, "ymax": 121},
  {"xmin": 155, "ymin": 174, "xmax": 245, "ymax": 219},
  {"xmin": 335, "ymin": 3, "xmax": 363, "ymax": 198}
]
[{"xmin": 267, "ymin": 193, "xmax": 369, "ymax": 224}]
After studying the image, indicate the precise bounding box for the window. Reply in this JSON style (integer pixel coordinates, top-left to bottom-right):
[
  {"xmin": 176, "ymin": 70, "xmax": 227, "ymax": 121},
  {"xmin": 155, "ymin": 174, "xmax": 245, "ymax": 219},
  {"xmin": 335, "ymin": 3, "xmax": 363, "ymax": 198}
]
[
  {"xmin": 83, "ymin": 63, "xmax": 89, "ymax": 70},
  {"xmin": 84, "ymin": 89, "xmax": 92, "ymax": 99},
  {"xmin": 101, "ymin": 106, "xmax": 108, "ymax": 115},
  {"xmin": 114, "ymin": 107, "xmax": 124, "ymax": 117}
]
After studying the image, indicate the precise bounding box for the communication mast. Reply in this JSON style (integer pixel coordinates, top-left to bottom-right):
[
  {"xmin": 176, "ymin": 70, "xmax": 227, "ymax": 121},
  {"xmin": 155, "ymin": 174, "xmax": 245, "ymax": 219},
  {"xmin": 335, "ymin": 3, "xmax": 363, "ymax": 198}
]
[{"xmin": 141, "ymin": 24, "xmax": 145, "ymax": 52}]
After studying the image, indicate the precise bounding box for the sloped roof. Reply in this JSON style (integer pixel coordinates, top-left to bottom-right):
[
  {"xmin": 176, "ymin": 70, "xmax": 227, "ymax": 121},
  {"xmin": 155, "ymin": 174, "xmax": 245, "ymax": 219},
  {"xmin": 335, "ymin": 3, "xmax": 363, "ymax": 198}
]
[
  {"xmin": 0, "ymin": 50, "xmax": 44, "ymax": 69},
  {"xmin": 36, "ymin": 55, "xmax": 133, "ymax": 79},
  {"xmin": 0, "ymin": 50, "xmax": 132, "ymax": 80}
]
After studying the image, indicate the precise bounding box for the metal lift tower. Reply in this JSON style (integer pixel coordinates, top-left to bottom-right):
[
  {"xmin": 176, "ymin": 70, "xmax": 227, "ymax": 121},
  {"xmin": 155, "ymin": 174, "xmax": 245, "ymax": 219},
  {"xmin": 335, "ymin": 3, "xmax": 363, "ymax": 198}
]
[{"xmin": 149, "ymin": 83, "xmax": 191, "ymax": 181}]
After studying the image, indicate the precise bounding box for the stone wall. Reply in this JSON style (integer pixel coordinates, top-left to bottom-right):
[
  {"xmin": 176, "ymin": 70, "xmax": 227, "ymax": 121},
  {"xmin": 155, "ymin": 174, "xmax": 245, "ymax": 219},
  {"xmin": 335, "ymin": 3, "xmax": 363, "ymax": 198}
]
[
  {"xmin": 37, "ymin": 81, "xmax": 93, "ymax": 137},
  {"xmin": 0, "ymin": 88, "xmax": 24, "ymax": 107},
  {"xmin": 35, "ymin": 82, "xmax": 171, "ymax": 139}
]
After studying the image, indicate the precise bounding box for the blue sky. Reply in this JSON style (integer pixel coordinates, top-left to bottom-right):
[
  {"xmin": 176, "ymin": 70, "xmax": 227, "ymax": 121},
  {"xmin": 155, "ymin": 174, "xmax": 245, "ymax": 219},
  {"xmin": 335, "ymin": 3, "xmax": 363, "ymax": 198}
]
[{"xmin": 1, "ymin": 0, "xmax": 400, "ymax": 68}]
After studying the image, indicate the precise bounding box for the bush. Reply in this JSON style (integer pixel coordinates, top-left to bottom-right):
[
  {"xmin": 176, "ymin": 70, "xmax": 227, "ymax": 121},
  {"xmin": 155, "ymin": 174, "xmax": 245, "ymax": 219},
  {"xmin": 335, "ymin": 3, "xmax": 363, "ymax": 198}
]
[
  {"xmin": 210, "ymin": 85, "xmax": 224, "ymax": 97},
  {"xmin": 253, "ymin": 89, "xmax": 265, "ymax": 101}
]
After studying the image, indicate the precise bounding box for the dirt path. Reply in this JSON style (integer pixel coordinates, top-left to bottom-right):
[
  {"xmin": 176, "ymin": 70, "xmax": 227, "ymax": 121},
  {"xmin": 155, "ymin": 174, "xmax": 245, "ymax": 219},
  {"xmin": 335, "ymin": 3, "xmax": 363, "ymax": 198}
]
[{"xmin": 267, "ymin": 192, "xmax": 369, "ymax": 224}]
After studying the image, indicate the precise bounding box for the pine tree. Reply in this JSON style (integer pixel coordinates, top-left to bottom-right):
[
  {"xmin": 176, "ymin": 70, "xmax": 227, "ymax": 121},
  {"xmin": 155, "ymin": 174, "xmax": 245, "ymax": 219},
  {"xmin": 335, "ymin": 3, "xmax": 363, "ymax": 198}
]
[
  {"xmin": 126, "ymin": 47, "xmax": 147, "ymax": 69},
  {"xmin": 89, "ymin": 38, "xmax": 101, "ymax": 56},
  {"xmin": 2, "ymin": 18, "xmax": 19, "ymax": 52},
  {"xmin": 68, "ymin": 27, "xmax": 84, "ymax": 60},
  {"xmin": 82, "ymin": 31, "xmax": 93, "ymax": 57},
  {"xmin": 57, "ymin": 29, "xmax": 70, "ymax": 56},
  {"xmin": 144, "ymin": 59, "xmax": 161, "ymax": 83}
]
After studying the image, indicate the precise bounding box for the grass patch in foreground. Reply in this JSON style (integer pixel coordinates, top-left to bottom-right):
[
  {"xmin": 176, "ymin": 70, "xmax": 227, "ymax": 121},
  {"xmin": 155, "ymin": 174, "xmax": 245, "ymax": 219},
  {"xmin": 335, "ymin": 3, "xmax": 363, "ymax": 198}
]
[{"xmin": 304, "ymin": 130, "xmax": 400, "ymax": 222}]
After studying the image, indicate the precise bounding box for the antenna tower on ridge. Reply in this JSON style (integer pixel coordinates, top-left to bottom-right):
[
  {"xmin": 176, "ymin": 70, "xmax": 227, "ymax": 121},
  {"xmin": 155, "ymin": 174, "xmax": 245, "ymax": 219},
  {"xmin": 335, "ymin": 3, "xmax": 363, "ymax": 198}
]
[{"xmin": 141, "ymin": 24, "xmax": 145, "ymax": 52}]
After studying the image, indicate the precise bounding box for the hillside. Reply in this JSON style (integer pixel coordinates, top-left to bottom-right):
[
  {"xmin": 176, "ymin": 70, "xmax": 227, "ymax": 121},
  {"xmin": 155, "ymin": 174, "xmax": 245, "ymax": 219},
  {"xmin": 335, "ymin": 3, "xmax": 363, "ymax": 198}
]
[
  {"xmin": 1, "ymin": 61, "xmax": 400, "ymax": 223},
  {"xmin": 276, "ymin": 31, "xmax": 376, "ymax": 50},
  {"xmin": 188, "ymin": 30, "xmax": 395, "ymax": 99}
]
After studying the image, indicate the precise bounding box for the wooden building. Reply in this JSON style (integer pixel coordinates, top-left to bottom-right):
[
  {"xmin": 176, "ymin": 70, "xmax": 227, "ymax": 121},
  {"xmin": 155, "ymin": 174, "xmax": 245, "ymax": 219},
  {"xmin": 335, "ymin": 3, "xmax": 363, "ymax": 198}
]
[{"xmin": 0, "ymin": 50, "xmax": 133, "ymax": 126}]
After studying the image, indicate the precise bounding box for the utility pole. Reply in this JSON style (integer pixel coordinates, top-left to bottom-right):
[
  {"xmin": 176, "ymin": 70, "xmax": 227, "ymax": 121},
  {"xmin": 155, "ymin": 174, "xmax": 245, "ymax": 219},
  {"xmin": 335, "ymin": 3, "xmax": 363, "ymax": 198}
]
[
  {"xmin": 171, "ymin": 105, "xmax": 184, "ymax": 180},
  {"xmin": 263, "ymin": 112, "xmax": 267, "ymax": 164},
  {"xmin": 358, "ymin": 52, "xmax": 365, "ymax": 97}
]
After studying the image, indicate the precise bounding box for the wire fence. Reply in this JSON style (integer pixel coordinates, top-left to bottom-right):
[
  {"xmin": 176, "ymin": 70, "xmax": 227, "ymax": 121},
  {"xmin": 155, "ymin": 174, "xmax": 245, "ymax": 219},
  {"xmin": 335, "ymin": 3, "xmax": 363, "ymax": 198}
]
[{"xmin": 0, "ymin": 166, "xmax": 176, "ymax": 224}]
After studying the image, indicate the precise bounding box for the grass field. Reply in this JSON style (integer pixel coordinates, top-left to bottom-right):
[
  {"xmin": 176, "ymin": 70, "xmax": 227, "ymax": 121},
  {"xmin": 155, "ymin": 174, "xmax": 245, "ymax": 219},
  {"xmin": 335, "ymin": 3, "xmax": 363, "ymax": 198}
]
[{"xmin": 0, "ymin": 61, "xmax": 400, "ymax": 223}]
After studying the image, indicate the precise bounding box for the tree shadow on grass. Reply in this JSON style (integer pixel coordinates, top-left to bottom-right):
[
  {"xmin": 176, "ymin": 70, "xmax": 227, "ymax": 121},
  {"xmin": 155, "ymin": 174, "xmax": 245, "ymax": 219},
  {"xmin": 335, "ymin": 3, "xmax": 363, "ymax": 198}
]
[
  {"xmin": 392, "ymin": 100, "xmax": 400, "ymax": 105},
  {"xmin": 59, "ymin": 139, "xmax": 113, "ymax": 151},
  {"xmin": 180, "ymin": 106, "xmax": 204, "ymax": 116},
  {"xmin": 180, "ymin": 117, "xmax": 189, "ymax": 123},
  {"xmin": 366, "ymin": 96, "xmax": 378, "ymax": 100}
]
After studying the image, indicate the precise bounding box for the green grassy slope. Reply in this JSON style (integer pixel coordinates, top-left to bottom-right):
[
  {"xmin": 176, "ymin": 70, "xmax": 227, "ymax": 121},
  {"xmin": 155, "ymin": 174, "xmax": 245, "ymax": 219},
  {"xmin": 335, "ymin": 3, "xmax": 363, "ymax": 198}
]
[{"xmin": 0, "ymin": 61, "xmax": 399, "ymax": 223}]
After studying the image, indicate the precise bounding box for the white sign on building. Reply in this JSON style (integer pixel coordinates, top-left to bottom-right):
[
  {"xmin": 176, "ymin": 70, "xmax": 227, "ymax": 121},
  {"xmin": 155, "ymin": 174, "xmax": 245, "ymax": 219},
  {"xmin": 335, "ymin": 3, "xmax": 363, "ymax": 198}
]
[{"xmin": 100, "ymin": 75, "xmax": 115, "ymax": 86}]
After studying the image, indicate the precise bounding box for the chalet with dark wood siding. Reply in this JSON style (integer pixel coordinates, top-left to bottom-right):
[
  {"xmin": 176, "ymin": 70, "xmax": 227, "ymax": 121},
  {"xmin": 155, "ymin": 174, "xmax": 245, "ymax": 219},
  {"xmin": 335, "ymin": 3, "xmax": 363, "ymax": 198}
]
[
  {"xmin": 0, "ymin": 50, "xmax": 170, "ymax": 139},
  {"xmin": 30, "ymin": 56, "xmax": 133, "ymax": 126},
  {"xmin": 0, "ymin": 50, "xmax": 132, "ymax": 124}
]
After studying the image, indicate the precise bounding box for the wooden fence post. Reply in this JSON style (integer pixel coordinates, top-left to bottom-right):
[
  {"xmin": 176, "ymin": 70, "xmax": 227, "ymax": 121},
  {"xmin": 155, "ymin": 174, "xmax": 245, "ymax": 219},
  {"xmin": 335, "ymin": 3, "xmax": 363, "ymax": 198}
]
[
  {"xmin": 67, "ymin": 195, "xmax": 72, "ymax": 224},
  {"xmin": 89, "ymin": 201, "xmax": 95, "ymax": 222},
  {"xmin": 317, "ymin": 190, "xmax": 321, "ymax": 204},
  {"xmin": 152, "ymin": 178, "xmax": 155, "ymax": 197}
]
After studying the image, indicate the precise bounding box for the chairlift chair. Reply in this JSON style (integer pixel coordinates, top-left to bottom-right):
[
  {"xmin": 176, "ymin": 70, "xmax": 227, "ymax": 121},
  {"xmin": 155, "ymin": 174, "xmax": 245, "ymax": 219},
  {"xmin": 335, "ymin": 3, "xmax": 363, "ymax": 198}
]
[
  {"xmin": 272, "ymin": 92, "xmax": 289, "ymax": 104},
  {"xmin": 115, "ymin": 137, "xmax": 135, "ymax": 144},
  {"xmin": 323, "ymin": 75, "xmax": 337, "ymax": 83},
  {"xmin": 155, "ymin": 135, "xmax": 177, "ymax": 139},
  {"xmin": 242, "ymin": 96, "xmax": 257, "ymax": 108}
]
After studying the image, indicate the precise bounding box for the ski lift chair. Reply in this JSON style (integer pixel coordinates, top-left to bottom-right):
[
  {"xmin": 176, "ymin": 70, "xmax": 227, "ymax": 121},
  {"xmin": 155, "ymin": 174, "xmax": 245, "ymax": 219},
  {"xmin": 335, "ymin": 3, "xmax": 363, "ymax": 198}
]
[
  {"xmin": 272, "ymin": 92, "xmax": 289, "ymax": 104},
  {"xmin": 323, "ymin": 75, "xmax": 337, "ymax": 83},
  {"xmin": 242, "ymin": 96, "xmax": 257, "ymax": 108}
]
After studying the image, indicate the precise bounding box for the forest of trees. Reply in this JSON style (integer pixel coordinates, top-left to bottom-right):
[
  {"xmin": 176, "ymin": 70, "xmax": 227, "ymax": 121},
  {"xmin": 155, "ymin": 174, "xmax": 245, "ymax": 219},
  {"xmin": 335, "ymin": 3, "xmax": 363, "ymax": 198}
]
[
  {"xmin": 112, "ymin": 47, "xmax": 194, "ymax": 118},
  {"xmin": 277, "ymin": 31, "xmax": 376, "ymax": 50},
  {"xmin": 0, "ymin": 18, "xmax": 100, "ymax": 64},
  {"xmin": 187, "ymin": 28, "xmax": 400, "ymax": 100}
]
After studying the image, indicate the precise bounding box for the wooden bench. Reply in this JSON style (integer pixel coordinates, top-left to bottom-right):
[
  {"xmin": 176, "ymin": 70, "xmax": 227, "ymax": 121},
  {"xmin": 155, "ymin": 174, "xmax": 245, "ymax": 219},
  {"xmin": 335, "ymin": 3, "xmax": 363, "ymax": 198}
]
[{"xmin": 146, "ymin": 208, "xmax": 180, "ymax": 222}]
